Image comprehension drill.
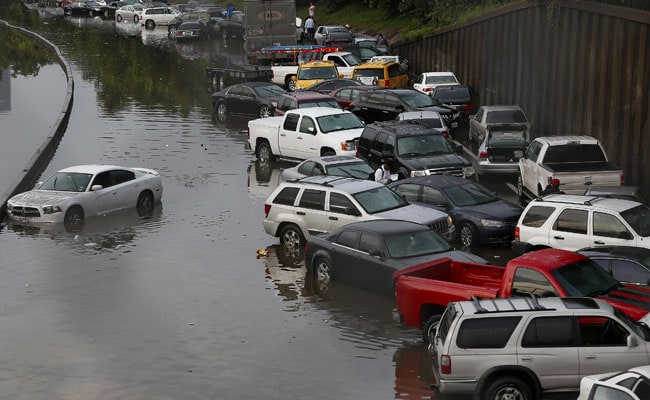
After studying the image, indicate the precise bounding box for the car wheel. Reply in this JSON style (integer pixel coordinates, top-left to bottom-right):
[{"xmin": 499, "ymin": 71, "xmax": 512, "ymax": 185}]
[
  {"xmin": 133, "ymin": 15, "xmax": 139, "ymax": 24},
  {"xmin": 313, "ymin": 257, "xmax": 332, "ymax": 295},
  {"xmin": 322, "ymin": 150, "xmax": 335, "ymax": 157},
  {"xmin": 459, "ymin": 223, "xmax": 477, "ymax": 248},
  {"xmin": 484, "ymin": 377, "xmax": 532, "ymax": 400},
  {"xmin": 422, "ymin": 314, "xmax": 442, "ymax": 345},
  {"xmin": 168, "ymin": 25, "xmax": 177, "ymax": 36},
  {"xmin": 64, "ymin": 206, "xmax": 85, "ymax": 232},
  {"xmin": 256, "ymin": 141, "xmax": 275, "ymax": 163},
  {"xmin": 279, "ymin": 224, "xmax": 305, "ymax": 250},
  {"xmin": 104, "ymin": 9, "xmax": 109, "ymax": 18},
  {"xmin": 516, "ymin": 174, "xmax": 525, "ymax": 204},
  {"xmin": 88, "ymin": 10, "xmax": 94, "ymax": 17},
  {"xmin": 287, "ymin": 78, "xmax": 296, "ymax": 92},
  {"xmin": 136, "ymin": 191, "xmax": 154, "ymax": 215},
  {"xmin": 145, "ymin": 20, "xmax": 155, "ymax": 29},
  {"xmin": 259, "ymin": 105, "xmax": 272, "ymax": 118},
  {"xmin": 215, "ymin": 101, "xmax": 227, "ymax": 124},
  {"xmin": 116, "ymin": 14, "xmax": 122, "ymax": 22}
]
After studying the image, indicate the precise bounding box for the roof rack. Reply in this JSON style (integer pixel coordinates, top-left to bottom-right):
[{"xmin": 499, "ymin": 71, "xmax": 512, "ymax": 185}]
[
  {"xmin": 534, "ymin": 195, "xmax": 601, "ymax": 206},
  {"xmin": 470, "ymin": 295, "xmax": 553, "ymax": 314}
]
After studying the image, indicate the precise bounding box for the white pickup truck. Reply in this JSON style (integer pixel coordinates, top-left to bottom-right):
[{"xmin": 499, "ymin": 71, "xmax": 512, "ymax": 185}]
[
  {"xmin": 247, "ymin": 107, "xmax": 364, "ymax": 162},
  {"xmin": 517, "ymin": 135, "xmax": 624, "ymax": 199},
  {"xmin": 271, "ymin": 51, "xmax": 361, "ymax": 90}
]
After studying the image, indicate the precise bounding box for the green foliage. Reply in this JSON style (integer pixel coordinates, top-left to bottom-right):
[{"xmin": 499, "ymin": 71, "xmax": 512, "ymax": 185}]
[{"xmin": 0, "ymin": 24, "xmax": 57, "ymax": 78}]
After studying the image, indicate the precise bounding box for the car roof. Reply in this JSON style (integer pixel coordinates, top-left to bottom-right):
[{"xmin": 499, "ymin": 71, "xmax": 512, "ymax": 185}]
[
  {"xmin": 398, "ymin": 110, "xmax": 442, "ymax": 119},
  {"xmin": 301, "ymin": 155, "xmax": 367, "ymax": 165},
  {"xmin": 480, "ymin": 105, "xmax": 523, "ymax": 111},
  {"xmin": 334, "ymin": 219, "xmax": 430, "ymax": 235},
  {"xmin": 392, "ymin": 175, "xmax": 470, "ymax": 189},
  {"xmin": 365, "ymin": 120, "xmax": 445, "ymax": 136},
  {"xmin": 455, "ymin": 296, "xmax": 613, "ymax": 315},
  {"xmin": 232, "ymin": 81, "xmax": 279, "ymax": 88},
  {"xmin": 510, "ymin": 248, "xmax": 589, "ymax": 273},
  {"xmin": 287, "ymin": 175, "xmax": 382, "ymax": 192},
  {"xmin": 578, "ymin": 246, "xmax": 650, "ymax": 261},
  {"xmin": 58, "ymin": 164, "xmax": 128, "ymax": 174},
  {"xmin": 533, "ymin": 135, "xmax": 600, "ymax": 145},
  {"xmin": 422, "ymin": 71, "xmax": 456, "ymax": 76},
  {"xmin": 285, "ymin": 107, "xmax": 354, "ymax": 117},
  {"xmin": 282, "ymin": 91, "xmax": 335, "ymax": 100},
  {"xmin": 534, "ymin": 194, "xmax": 642, "ymax": 212},
  {"xmin": 353, "ymin": 61, "xmax": 399, "ymax": 68}
]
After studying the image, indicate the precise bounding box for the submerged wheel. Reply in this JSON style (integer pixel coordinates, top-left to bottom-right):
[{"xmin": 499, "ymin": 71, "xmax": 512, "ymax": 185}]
[
  {"xmin": 256, "ymin": 142, "xmax": 275, "ymax": 162},
  {"xmin": 136, "ymin": 191, "xmax": 154, "ymax": 215},
  {"xmin": 313, "ymin": 257, "xmax": 333, "ymax": 294},
  {"xmin": 88, "ymin": 10, "xmax": 94, "ymax": 17},
  {"xmin": 215, "ymin": 101, "xmax": 227, "ymax": 124},
  {"xmin": 133, "ymin": 14, "xmax": 139, "ymax": 24},
  {"xmin": 64, "ymin": 206, "xmax": 85, "ymax": 232},
  {"xmin": 422, "ymin": 314, "xmax": 442, "ymax": 345},
  {"xmin": 168, "ymin": 25, "xmax": 177, "ymax": 36},
  {"xmin": 485, "ymin": 377, "xmax": 533, "ymax": 400},
  {"xmin": 459, "ymin": 223, "xmax": 477, "ymax": 248},
  {"xmin": 287, "ymin": 77, "xmax": 296, "ymax": 91},
  {"xmin": 116, "ymin": 14, "xmax": 123, "ymax": 22},
  {"xmin": 516, "ymin": 174, "xmax": 525, "ymax": 203},
  {"xmin": 145, "ymin": 20, "xmax": 155, "ymax": 29},
  {"xmin": 279, "ymin": 224, "xmax": 305, "ymax": 250},
  {"xmin": 259, "ymin": 105, "xmax": 272, "ymax": 118}
]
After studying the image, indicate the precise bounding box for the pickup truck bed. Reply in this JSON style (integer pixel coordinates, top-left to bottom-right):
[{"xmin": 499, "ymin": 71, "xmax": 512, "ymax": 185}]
[{"xmin": 543, "ymin": 161, "xmax": 620, "ymax": 173}]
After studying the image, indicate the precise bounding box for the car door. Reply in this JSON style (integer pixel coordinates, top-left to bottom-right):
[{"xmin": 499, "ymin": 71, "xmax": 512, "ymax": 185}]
[
  {"xmin": 469, "ymin": 107, "xmax": 484, "ymax": 142},
  {"xmin": 517, "ymin": 315, "xmax": 579, "ymax": 391},
  {"xmin": 520, "ymin": 140, "xmax": 543, "ymax": 196},
  {"xmin": 412, "ymin": 74, "xmax": 424, "ymax": 92},
  {"xmin": 548, "ymin": 208, "xmax": 590, "ymax": 251},
  {"xmin": 278, "ymin": 112, "xmax": 300, "ymax": 155},
  {"xmin": 296, "ymin": 188, "xmax": 328, "ymax": 237},
  {"xmin": 293, "ymin": 115, "xmax": 320, "ymax": 159},
  {"xmin": 591, "ymin": 211, "xmax": 637, "ymax": 248},
  {"xmin": 326, "ymin": 192, "xmax": 362, "ymax": 232},
  {"xmin": 314, "ymin": 26, "xmax": 326, "ymax": 45},
  {"xmin": 381, "ymin": 93, "xmax": 404, "ymax": 120},
  {"xmin": 91, "ymin": 170, "xmax": 120, "ymax": 214},
  {"xmin": 109, "ymin": 169, "xmax": 137, "ymax": 211},
  {"xmin": 238, "ymin": 85, "xmax": 258, "ymax": 117},
  {"xmin": 356, "ymin": 232, "xmax": 395, "ymax": 295},
  {"xmin": 577, "ymin": 316, "xmax": 650, "ymax": 379}
]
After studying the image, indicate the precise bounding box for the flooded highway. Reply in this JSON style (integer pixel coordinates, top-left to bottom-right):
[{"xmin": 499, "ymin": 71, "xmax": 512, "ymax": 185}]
[{"xmin": 0, "ymin": 7, "xmax": 561, "ymax": 400}]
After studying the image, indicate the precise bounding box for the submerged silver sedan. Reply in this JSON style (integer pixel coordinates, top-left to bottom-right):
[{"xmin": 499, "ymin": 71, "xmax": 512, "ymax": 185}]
[{"xmin": 6, "ymin": 164, "xmax": 163, "ymax": 231}]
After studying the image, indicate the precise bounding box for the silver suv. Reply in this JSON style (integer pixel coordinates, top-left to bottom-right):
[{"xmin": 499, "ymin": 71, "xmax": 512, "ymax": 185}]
[
  {"xmin": 263, "ymin": 175, "xmax": 452, "ymax": 248},
  {"xmin": 431, "ymin": 296, "xmax": 650, "ymax": 400}
]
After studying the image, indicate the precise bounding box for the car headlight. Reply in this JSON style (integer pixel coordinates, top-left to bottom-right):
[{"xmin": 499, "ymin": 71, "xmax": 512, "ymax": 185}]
[
  {"xmin": 42, "ymin": 205, "xmax": 63, "ymax": 214},
  {"xmin": 410, "ymin": 170, "xmax": 427, "ymax": 177},
  {"xmin": 481, "ymin": 219, "xmax": 505, "ymax": 228},
  {"xmin": 463, "ymin": 165, "xmax": 475, "ymax": 177}
]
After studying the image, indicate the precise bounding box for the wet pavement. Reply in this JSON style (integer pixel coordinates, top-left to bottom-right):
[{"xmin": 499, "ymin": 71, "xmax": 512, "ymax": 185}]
[{"xmin": 0, "ymin": 8, "xmax": 570, "ymax": 400}]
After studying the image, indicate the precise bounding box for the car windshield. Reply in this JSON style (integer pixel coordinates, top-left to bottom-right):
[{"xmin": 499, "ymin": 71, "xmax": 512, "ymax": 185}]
[
  {"xmin": 614, "ymin": 308, "xmax": 650, "ymax": 341},
  {"xmin": 425, "ymin": 75, "xmax": 456, "ymax": 84},
  {"xmin": 443, "ymin": 182, "xmax": 498, "ymax": 206},
  {"xmin": 300, "ymin": 99, "xmax": 341, "ymax": 109},
  {"xmin": 326, "ymin": 162, "xmax": 373, "ymax": 179},
  {"xmin": 342, "ymin": 54, "xmax": 362, "ymax": 66},
  {"xmin": 39, "ymin": 172, "xmax": 93, "ymax": 192},
  {"xmin": 385, "ymin": 229, "xmax": 452, "ymax": 259},
  {"xmin": 401, "ymin": 92, "xmax": 438, "ymax": 108},
  {"xmin": 353, "ymin": 186, "xmax": 409, "ymax": 214},
  {"xmin": 316, "ymin": 112, "xmax": 364, "ymax": 133},
  {"xmin": 298, "ymin": 67, "xmax": 338, "ymax": 80},
  {"xmin": 621, "ymin": 205, "xmax": 650, "ymax": 237},
  {"xmin": 253, "ymin": 84, "xmax": 286, "ymax": 98},
  {"xmin": 485, "ymin": 110, "xmax": 528, "ymax": 124},
  {"xmin": 397, "ymin": 134, "xmax": 453, "ymax": 157},
  {"xmin": 550, "ymin": 258, "xmax": 622, "ymax": 297}
]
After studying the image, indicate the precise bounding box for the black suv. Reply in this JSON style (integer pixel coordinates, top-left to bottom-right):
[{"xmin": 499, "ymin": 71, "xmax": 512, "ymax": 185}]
[
  {"xmin": 347, "ymin": 88, "xmax": 461, "ymax": 128},
  {"xmin": 356, "ymin": 120, "xmax": 475, "ymax": 179},
  {"xmin": 430, "ymin": 84, "xmax": 476, "ymax": 127}
]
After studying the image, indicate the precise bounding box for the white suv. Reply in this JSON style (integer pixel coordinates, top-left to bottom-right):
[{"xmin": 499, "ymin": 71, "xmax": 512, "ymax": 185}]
[
  {"xmin": 431, "ymin": 296, "xmax": 650, "ymax": 400},
  {"xmin": 140, "ymin": 6, "xmax": 179, "ymax": 29},
  {"xmin": 512, "ymin": 194, "xmax": 650, "ymax": 255},
  {"xmin": 263, "ymin": 175, "xmax": 452, "ymax": 248}
]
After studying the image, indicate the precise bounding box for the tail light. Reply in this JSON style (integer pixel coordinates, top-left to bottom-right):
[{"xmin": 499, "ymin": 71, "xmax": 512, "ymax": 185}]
[
  {"xmin": 461, "ymin": 103, "xmax": 474, "ymax": 111},
  {"xmin": 423, "ymin": 87, "xmax": 432, "ymax": 93},
  {"xmin": 384, "ymin": 79, "xmax": 389, "ymax": 87},
  {"xmin": 479, "ymin": 151, "xmax": 488, "ymax": 159},
  {"xmin": 514, "ymin": 226, "xmax": 520, "ymax": 241},
  {"xmin": 264, "ymin": 204, "xmax": 271, "ymax": 217},
  {"xmin": 247, "ymin": 127, "xmax": 251, "ymax": 140},
  {"xmin": 620, "ymin": 173, "xmax": 625, "ymax": 186},
  {"xmin": 442, "ymin": 131, "xmax": 449, "ymax": 139},
  {"xmin": 440, "ymin": 355, "xmax": 451, "ymax": 374}
]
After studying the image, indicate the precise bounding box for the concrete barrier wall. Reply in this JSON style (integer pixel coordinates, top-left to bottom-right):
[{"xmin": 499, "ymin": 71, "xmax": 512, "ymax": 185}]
[
  {"xmin": 0, "ymin": 21, "xmax": 74, "ymax": 221},
  {"xmin": 393, "ymin": 0, "xmax": 650, "ymax": 189}
]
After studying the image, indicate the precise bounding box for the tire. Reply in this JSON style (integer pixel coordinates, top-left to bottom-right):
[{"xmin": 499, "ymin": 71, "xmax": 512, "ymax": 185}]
[
  {"xmin": 168, "ymin": 25, "xmax": 177, "ymax": 36},
  {"xmin": 88, "ymin": 10, "xmax": 94, "ymax": 17},
  {"xmin": 136, "ymin": 191, "xmax": 154, "ymax": 215},
  {"xmin": 133, "ymin": 15, "xmax": 139, "ymax": 24},
  {"xmin": 287, "ymin": 77, "xmax": 296, "ymax": 92},
  {"xmin": 256, "ymin": 141, "xmax": 275, "ymax": 163},
  {"xmin": 459, "ymin": 223, "xmax": 477, "ymax": 248},
  {"xmin": 259, "ymin": 105, "xmax": 272, "ymax": 118},
  {"xmin": 145, "ymin": 20, "xmax": 155, "ymax": 30},
  {"xmin": 279, "ymin": 224, "xmax": 305, "ymax": 250},
  {"xmin": 104, "ymin": 9, "xmax": 109, "ymax": 18},
  {"xmin": 116, "ymin": 14, "xmax": 122, "ymax": 22},
  {"xmin": 422, "ymin": 314, "xmax": 442, "ymax": 345},
  {"xmin": 64, "ymin": 206, "xmax": 85, "ymax": 232},
  {"xmin": 322, "ymin": 149, "xmax": 335, "ymax": 157},
  {"xmin": 484, "ymin": 377, "xmax": 533, "ymax": 400},
  {"xmin": 215, "ymin": 101, "xmax": 227, "ymax": 124},
  {"xmin": 313, "ymin": 257, "xmax": 333, "ymax": 295},
  {"xmin": 516, "ymin": 174, "xmax": 525, "ymax": 203}
]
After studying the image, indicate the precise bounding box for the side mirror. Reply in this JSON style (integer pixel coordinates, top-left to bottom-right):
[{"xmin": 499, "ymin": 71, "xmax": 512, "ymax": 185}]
[
  {"xmin": 627, "ymin": 335, "xmax": 638, "ymax": 347},
  {"xmin": 395, "ymin": 104, "xmax": 405, "ymax": 111},
  {"xmin": 369, "ymin": 249, "xmax": 385, "ymax": 260},
  {"xmin": 307, "ymin": 126, "xmax": 315, "ymax": 134},
  {"xmin": 91, "ymin": 184, "xmax": 103, "ymax": 191},
  {"xmin": 291, "ymin": 76, "xmax": 297, "ymax": 81}
]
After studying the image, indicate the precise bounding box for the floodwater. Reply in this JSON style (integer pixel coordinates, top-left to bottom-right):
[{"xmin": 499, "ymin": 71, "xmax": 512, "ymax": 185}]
[{"xmin": 0, "ymin": 7, "xmax": 568, "ymax": 400}]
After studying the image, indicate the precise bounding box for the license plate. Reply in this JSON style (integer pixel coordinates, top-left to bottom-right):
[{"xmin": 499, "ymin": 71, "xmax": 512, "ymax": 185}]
[
  {"xmin": 451, "ymin": 122, "xmax": 458, "ymax": 128},
  {"xmin": 183, "ymin": 32, "xmax": 191, "ymax": 36}
]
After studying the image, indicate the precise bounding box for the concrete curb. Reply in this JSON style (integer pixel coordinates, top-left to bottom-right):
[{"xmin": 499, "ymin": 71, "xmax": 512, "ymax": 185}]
[{"xmin": 0, "ymin": 20, "xmax": 74, "ymax": 221}]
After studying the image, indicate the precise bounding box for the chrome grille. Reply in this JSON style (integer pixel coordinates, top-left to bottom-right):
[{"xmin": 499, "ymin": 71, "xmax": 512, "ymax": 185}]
[
  {"xmin": 11, "ymin": 206, "xmax": 41, "ymax": 218},
  {"xmin": 427, "ymin": 166, "xmax": 465, "ymax": 177},
  {"xmin": 429, "ymin": 218, "xmax": 450, "ymax": 235}
]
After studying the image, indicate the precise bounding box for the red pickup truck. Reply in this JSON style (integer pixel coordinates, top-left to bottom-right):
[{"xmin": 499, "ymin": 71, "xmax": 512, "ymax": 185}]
[{"xmin": 393, "ymin": 248, "xmax": 650, "ymax": 342}]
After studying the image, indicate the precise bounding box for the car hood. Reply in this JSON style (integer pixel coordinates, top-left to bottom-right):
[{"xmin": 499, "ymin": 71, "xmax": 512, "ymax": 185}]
[
  {"xmin": 392, "ymin": 250, "xmax": 488, "ymax": 268},
  {"xmin": 398, "ymin": 153, "xmax": 470, "ymax": 169},
  {"xmin": 416, "ymin": 105, "xmax": 453, "ymax": 115},
  {"xmin": 374, "ymin": 203, "xmax": 447, "ymax": 224},
  {"xmin": 325, "ymin": 127, "xmax": 364, "ymax": 141},
  {"xmin": 457, "ymin": 200, "xmax": 523, "ymax": 221},
  {"xmin": 8, "ymin": 190, "xmax": 80, "ymax": 206}
]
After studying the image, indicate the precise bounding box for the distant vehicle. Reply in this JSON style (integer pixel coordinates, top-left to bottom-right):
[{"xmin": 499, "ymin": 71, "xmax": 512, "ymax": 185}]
[
  {"xmin": 584, "ymin": 185, "xmax": 648, "ymax": 205},
  {"xmin": 280, "ymin": 155, "xmax": 373, "ymax": 181},
  {"xmin": 342, "ymin": 43, "xmax": 389, "ymax": 62},
  {"xmin": 578, "ymin": 246, "xmax": 650, "ymax": 287},
  {"xmin": 299, "ymin": 78, "xmax": 363, "ymax": 95},
  {"xmin": 412, "ymin": 72, "xmax": 459, "ymax": 94},
  {"xmin": 313, "ymin": 25, "xmax": 353, "ymax": 46},
  {"xmin": 476, "ymin": 123, "xmax": 529, "ymax": 176},
  {"xmin": 174, "ymin": 21, "xmax": 208, "ymax": 41},
  {"xmin": 350, "ymin": 60, "xmax": 409, "ymax": 88},
  {"xmin": 304, "ymin": 219, "xmax": 487, "ymax": 296},
  {"xmin": 140, "ymin": 6, "xmax": 180, "ymax": 29},
  {"xmin": 211, "ymin": 82, "xmax": 287, "ymax": 124},
  {"xmin": 115, "ymin": 4, "xmax": 144, "ymax": 23},
  {"xmin": 328, "ymin": 84, "xmax": 380, "ymax": 109},
  {"xmin": 64, "ymin": 1, "xmax": 103, "ymax": 17},
  {"xmin": 274, "ymin": 91, "xmax": 341, "ymax": 117},
  {"xmin": 469, "ymin": 105, "xmax": 530, "ymax": 143},
  {"xmin": 6, "ymin": 165, "xmax": 163, "ymax": 231},
  {"xmin": 217, "ymin": 11, "xmax": 245, "ymax": 41},
  {"xmin": 395, "ymin": 110, "xmax": 451, "ymax": 140},
  {"xmin": 429, "ymin": 84, "xmax": 474, "ymax": 124},
  {"xmin": 292, "ymin": 60, "xmax": 341, "ymax": 91},
  {"xmin": 167, "ymin": 10, "xmax": 216, "ymax": 36},
  {"xmin": 577, "ymin": 365, "xmax": 650, "ymax": 400},
  {"xmin": 389, "ymin": 175, "xmax": 523, "ymax": 247}
]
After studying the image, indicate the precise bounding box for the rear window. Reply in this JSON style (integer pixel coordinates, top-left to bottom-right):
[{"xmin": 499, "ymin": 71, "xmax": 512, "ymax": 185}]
[
  {"xmin": 353, "ymin": 68, "xmax": 384, "ymax": 79},
  {"xmin": 543, "ymin": 144, "xmax": 606, "ymax": 163},
  {"xmin": 272, "ymin": 187, "xmax": 299, "ymax": 205},
  {"xmin": 521, "ymin": 206, "xmax": 555, "ymax": 227},
  {"xmin": 437, "ymin": 305, "xmax": 457, "ymax": 345},
  {"xmin": 456, "ymin": 317, "xmax": 521, "ymax": 348},
  {"xmin": 433, "ymin": 87, "xmax": 470, "ymax": 102},
  {"xmin": 485, "ymin": 110, "xmax": 527, "ymax": 124}
]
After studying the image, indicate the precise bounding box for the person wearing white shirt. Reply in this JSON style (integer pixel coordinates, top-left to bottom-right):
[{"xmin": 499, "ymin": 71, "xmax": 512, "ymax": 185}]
[{"xmin": 374, "ymin": 159, "xmax": 392, "ymax": 184}]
